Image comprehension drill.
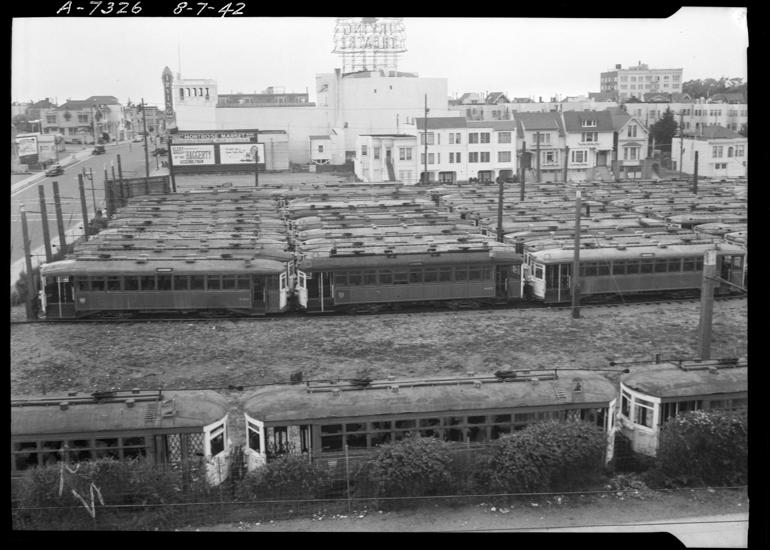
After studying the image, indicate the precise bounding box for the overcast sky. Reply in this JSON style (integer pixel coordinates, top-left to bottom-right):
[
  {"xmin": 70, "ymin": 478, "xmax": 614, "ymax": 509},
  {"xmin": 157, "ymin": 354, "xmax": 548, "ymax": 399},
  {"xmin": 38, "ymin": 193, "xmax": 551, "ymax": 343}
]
[{"xmin": 12, "ymin": 8, "xmax": 748, "ymax": 110}]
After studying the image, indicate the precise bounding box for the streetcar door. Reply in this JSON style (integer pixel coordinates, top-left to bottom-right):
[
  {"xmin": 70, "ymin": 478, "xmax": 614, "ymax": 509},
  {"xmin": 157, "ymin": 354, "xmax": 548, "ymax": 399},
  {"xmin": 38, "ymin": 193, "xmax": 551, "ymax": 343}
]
[
  {"xmin": 245, "ymin": 416, "xmax": 267, "ymax": 472},
  {"xmin": 297, "ymin": 271, "xmax": 308, "ymax": 307},
  {"xmin": 45, "ymin": 275, "xmax": 75, "ymax": 318},
  {"xmin": 279, "ymin": 272, "xmax": 288, "ymax": 310},
  {"xmin": 495, "ymin": 265, "xmax": 508, "ymax": 300},
  {"xmin": 203, "ymin": 417, "xmax": 229, "ymax": 486},
  {"xmin": 251, "ymin": 276, "xmax": 266, "ymax": 312}
]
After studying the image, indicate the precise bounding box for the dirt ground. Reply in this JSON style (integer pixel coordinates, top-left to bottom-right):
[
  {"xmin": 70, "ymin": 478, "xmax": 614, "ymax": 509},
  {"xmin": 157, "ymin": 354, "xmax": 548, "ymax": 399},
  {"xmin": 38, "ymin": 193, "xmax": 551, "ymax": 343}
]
[{"xmin": 177, "ymin": 486, "xmax": 749, "ymax": 532}]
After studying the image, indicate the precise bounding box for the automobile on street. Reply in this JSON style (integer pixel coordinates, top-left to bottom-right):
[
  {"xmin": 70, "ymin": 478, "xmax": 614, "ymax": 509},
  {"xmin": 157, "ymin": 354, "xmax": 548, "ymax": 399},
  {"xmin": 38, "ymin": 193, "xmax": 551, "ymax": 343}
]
[
  {"xmin": 92, "ymin": 145, "xmax": 106, "ymax": 155},
  {"xmin": 44, "ymin": 163, "xmax": 64, "ymax": 177}
]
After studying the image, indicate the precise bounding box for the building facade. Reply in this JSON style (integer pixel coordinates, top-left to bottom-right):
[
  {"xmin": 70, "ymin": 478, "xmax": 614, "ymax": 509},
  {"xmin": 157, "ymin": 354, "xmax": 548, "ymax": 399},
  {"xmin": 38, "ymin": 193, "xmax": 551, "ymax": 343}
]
[
  {"xmin": 624, "ymin": 100, "xmax": 748, "ymax": 135},
  {"xmin": 355, "ymin": 134, "xmax": 419, "ymax": 183},
  {"xmin": 560, "ymin": 111, "xmax": 615, "ymax": 181},
  {"xmin": 600, "ymin": 63, "xmax": 683, "ymax": 100},
  {"xmin": 41, "ymin": 96, "xmax": 127, "ymax": 144},
  {"xmin": 672, "ymin": 125, "xmax": 747, "ymax": 178}
]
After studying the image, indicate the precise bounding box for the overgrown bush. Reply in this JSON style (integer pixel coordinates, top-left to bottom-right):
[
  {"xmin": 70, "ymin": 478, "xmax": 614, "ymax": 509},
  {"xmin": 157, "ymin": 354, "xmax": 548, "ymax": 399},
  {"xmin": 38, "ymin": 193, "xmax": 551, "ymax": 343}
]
[
  {"xmin": 11, "ymin": 246, "xmax": 71, "ymax": 307},
  {"xmin": 367, "ymin": 433, "xmax": 456, "ymax": 505},
  {"xmin": 474, "ymin": 421, "xmax": 609, "ymax": 495},
  {"xmin": 235, "ymin": 454, "xmax": 332, "ymax": 504},
  {"xmin": 13, "ymin": 457, "xmax": 212, "ymax": 530},
  {"xmin": 650, "ymin": 409, "xmax": 748, "ymax": 487}
]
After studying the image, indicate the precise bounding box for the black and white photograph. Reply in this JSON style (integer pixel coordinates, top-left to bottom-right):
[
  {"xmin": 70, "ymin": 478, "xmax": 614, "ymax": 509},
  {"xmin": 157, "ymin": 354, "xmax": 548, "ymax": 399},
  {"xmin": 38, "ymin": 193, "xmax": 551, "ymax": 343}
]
[{"xmin": 11, "ymin": 9, "xmax": 749, "ymax": 541}]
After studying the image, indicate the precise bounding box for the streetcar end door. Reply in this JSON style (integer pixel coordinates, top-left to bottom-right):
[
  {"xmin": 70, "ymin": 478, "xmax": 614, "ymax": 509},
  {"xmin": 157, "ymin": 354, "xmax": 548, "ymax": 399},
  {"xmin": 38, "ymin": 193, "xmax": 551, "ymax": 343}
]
[
  {"xmin": 297, "ymin": 270, "xmax": 308, "ymax": 307},
  {"xmin": 245, "ymin": 416, "xmax": 267, "ymax": 471}
]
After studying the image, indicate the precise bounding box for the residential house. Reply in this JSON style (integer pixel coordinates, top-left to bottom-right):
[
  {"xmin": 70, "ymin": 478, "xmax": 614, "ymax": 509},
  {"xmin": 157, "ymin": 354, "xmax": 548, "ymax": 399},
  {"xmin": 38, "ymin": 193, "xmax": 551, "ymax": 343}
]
[
  {"xmin": 42, "ymin": 96, "xmax": 126, "ymax": 144},
  {"xmin": 355, "ymin": 134, "xmax": 419, "ymax": 183},
  {"xmin": 560, "ymin": 110, "xmax": 615, "ymax": 181},
  {"xmin": 514, "ymin": 112, "xmax": 566, "ymax": 183},
  {"xmin": 605, "ymin": 106, "xmax": 651, "ymax": 179},
  {"xmin": 25, "ymin": 98, "xmax": 57, "ymax": 122},
  {"xmin": 672, "ymin": 125, "xmax": 747, "ymax": 178},
  {"xmin": 310, "ymin": 129, "xmax": 346, "ymax": 166}
]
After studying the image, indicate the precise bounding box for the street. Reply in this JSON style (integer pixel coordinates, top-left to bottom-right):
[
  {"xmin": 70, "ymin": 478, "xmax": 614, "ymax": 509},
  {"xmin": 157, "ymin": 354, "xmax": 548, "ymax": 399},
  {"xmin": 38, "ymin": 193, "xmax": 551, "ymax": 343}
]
[{"xmin": 10, "ymin": 140, "xmax": 162, "ymax": 269}]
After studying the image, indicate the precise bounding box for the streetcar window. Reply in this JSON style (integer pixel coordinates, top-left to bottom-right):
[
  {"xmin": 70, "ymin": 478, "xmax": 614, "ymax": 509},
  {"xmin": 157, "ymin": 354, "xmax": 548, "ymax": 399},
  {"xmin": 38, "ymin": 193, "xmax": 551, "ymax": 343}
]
[
  {"xmin": 157, "ymin": 275, "xmax": 172, "ymax": 291},
  {"xmin": 347, "ymin": 432, "xmax": 368, "ymax": 449},
  {"xmin": 667, "ymin": 259, "xmax": 682, "ymax": 272},
  {"xmin": 621, "ymin": 391, "xmax": 631, "ymax": 416},
  {"xmin": 140, "ymin": 276, "xmax": 156, "ymax": 291},
  {"xmin": 640, "ymin": 259, "xmax": 654, "ymax": 274},
  {"xmin": 393, "ymin": 271, "xmax": 408, "ymax": 285},
  {"xmin": 491, "ymin": 424, "xmax": 511, "ymax": 439},
  {"xmin": 363, "ymin": 270, "xmax": 377, "ymax": 285},
  {"xmin": 626, "ymin": 261, "xmax": 640, "ymax": 275},
  {"xmin": 438, "ymin": 268, "xmax": 453, "ymax": 282},
  {"xmin": 236, "ymin": 276, "xmax": 251, "ymax": 290},
  {"xmin": 468, "ymin": 267, "xmax": 482, "ymax": 280},
  {"xmin": 124, "ymin": 276, "xmax": 139, "ymax": 291},
  {"xmin": 76, "ymin": 278, "xmax": 89, "ymax": 292},
  {"xmin": 173, "ymin": 276, "xmax": 188, "ymax": 290},
  {"xmin": 190, "ymin": 276, "xmax": 205, "ymax": 290},
  {"xmin": 493, "ymin": 414, "xmax": 512, "ymax": 424},
  {"xmin": 612, "ymin": 261, "xmax": 626, "ymax": 275},
  {"xmin": 70, "ymin": 439, "xmax": 93, "ymax": 461},
  {"xmin": 378, "ymin": 270, "xmax": 393, "ymax": 285},
  {"xmin": 732, "ymin": 257, "xmax": 743, "ymax": 268},
  {"xmin": 91, "ymin": 277, "xmax": 106, "ymax": 291},
  {"xmin": 106, "ymin": 276, "xmax": 121, "ymax": 291},
  {"xmin": 247, "ymin": 423, "xmax": 261, "ymax": 452},
  {"xmin": 12, "ymin": 442, "xmax": 39, "ymax": 471},
  {"xmin": 468, "ymin": 415, "xmax": 487, "ymax": 425},
  {"xmin": 348, "ymin": 271, "xmax": 363, "ymax": 286},
  {"xmin": 454, "ymin": 267, "xmax": 468, "ymax": 281},
  {"xmin": 514, "ymin": 413, "xmax": 535, "ymax": 424},
  {"xmin": 695, "ymin": 258, "xmax": 704, "ymax": 270},
  {"xmin": 320, "ymin": 424, "xmax": 343, "ymax": 452},
  {"xmin": 395, "ymin": 419, "xmax": 416, "ymax": 430},
  {"xmin": 654, "ymin": 259, "xmax": 668, "ymax": 273},
  {"xmin": 597, "ymin": 263, "xmax": 610, "ymax": 276},
  {"xmin": 222, "ymin": 276, "xmax": 236, "ymax": 290},
  {"xmin": 634, "ymin": 399, "xmax": 654, "ymax": 428},
  {"xmin": 95, "ymin": 438, "xmax": 119, "ymax": 459},
  {"xmin": 423, "ymin": 268, "xmax": 438, "ymax": 283},
  {"xmin": 584, "ymin": 263, "xmax": 598, "ymax": 277},
  {"xmin": 266, "ymin": 275, "xmax": 279, "ymax": 290},
  {"xmin": 482, "ymin": 267, "xmax": 493, "ymax": 280},
  {"xmin": 334, "ymin": 272, "xmax": 347, "ymax": 285},
  {"xmin": 468, "ymin": 426, "xmax": 488, "ymax": 443},
  {"xmin": 409, "ymin": 269, "xmax": 423, "ymax": 284},
  {"xmin": 208, "ymin": 276, "xmax": 222, "ymax": 290},
  {"xmin": 210, "ymin": 432, "xmax": 225, "ymax": 456},
  {"xmin": 346, "ymin": 422, "xmax": 366, "ymax": 433},
  {"xmin": 682, "ymin": 258, "xmax": 696, "ymax": 271}
]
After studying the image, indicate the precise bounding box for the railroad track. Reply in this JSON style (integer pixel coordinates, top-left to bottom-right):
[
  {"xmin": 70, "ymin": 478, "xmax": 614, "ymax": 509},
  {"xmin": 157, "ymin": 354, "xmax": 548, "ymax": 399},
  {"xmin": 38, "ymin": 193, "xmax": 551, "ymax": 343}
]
[{"xmin": 9, "ymin": 294, "xmax": 746, "ymax": 325}]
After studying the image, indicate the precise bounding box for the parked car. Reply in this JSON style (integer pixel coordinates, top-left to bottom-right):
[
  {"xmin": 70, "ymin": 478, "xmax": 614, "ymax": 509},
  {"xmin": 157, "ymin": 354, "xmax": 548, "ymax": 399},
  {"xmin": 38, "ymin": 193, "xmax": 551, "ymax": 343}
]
[
  {"xmin": 152, "ymin": 147, "xmax": 168, "ymax": 156},
  {"xmin": 45, "ymin": 164, "xmax": 64, "ymax": 177},
  {"xmin": 92, "ymin": 145, "xmax": 106, "ymax": 155},
  {"xmin": 132, "ymin": 135, "xmax": 144, "ymax": 142}
]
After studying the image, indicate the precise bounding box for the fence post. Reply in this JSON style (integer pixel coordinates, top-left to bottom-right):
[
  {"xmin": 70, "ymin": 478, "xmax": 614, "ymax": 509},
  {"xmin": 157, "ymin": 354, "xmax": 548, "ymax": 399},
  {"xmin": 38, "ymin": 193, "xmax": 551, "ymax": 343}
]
[{"xmin": 345, "ymin": 444, "xmax": 352, "ymax": 515}]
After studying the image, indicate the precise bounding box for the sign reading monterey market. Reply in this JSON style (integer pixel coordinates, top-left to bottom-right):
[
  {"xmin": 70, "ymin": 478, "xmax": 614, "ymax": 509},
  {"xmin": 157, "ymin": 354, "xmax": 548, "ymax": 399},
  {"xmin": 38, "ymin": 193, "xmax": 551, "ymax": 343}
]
[{"xmin": 168, "ymin": 129, "xmax": 262, "ymax": 174}]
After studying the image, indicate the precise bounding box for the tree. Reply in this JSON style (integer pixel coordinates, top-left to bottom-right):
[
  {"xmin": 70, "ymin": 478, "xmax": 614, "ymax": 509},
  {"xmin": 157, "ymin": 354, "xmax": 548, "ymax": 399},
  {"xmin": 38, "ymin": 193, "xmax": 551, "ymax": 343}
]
[
  {"xmin": 649, "ymin": 108, "xmax": 678, "ymax": 150},
  {"xmin": 682, "ymin": 77, "xmax": 748, "ymax": 99},
  {"xmin": 12, "ymin": 114, "xmax": 35, "ymax": 133},
  {"xmin": 738, "ymin": 123, "xmax": 748, "ymax": 138}
]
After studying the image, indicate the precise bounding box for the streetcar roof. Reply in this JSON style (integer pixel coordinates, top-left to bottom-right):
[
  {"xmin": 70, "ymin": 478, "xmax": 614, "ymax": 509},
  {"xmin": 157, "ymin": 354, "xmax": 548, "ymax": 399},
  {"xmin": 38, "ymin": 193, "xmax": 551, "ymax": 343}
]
[
  {"xmin": 620, "ymin": 360, "xmax": 748, "ymax": 399},
  {"xmin": 244, "ymin": 371, "xmax": 616, "ymax": 423},
  {"xmin": 11, "ymin": 390, "xmax": 229, "ymax": 437},
  {"xmin": 40, "ymin": 257, "xmax": 287, "ymax": 275},
  {"xmin": 527, "ymin": 243, "xmax": 745, "ymax": 263}
]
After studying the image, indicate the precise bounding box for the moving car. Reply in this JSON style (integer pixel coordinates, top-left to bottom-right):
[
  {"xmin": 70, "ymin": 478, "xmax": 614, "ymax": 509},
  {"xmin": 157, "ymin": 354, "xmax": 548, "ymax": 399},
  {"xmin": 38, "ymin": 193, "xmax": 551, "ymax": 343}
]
[
  {"xmin": 152, "ymin": 147, "xmax": 168, "ymax": 156},
  {"xmin": 132, "ymin": 136, "xmax": 144, "ymax": 142},
  {"xmin": 92, "ymin": 145, "xmax": 106, "ymax": 155},
  {"xmin": 44, "ymin": 164, "xmax": 64, "ymax": 177}
]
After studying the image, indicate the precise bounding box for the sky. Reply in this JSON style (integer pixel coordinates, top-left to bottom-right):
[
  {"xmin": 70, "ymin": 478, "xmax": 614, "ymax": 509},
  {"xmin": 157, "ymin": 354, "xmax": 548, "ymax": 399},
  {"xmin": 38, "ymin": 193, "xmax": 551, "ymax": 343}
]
[{"xmin": 12, "ymin": 8, "xmax": 748, "ymax": 111}]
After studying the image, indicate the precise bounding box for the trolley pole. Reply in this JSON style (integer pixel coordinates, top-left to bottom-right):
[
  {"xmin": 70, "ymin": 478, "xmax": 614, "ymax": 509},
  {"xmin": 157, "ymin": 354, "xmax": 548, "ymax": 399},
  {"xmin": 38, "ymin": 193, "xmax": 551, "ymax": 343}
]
[
  {"xmin": 571, "ymin": 190, "xmax": 582, "ymax": 319},
  {"xmin": 38, "ymin": 185, "xmax": 53, "ymax": 263},
  {"xmin": 78, "ymin": 175, "xmax": 90, "ymax": 243},
  {"xmin": 51, "ymin": 181, "xmax": 67, "ymax": 253},
  {"xmin": 696, "ymin": 249, "xmax": 717, "ymax": 360},
  {"xmin": 19, "ymin": 205, "xmax": 37, "ymax": 321}
]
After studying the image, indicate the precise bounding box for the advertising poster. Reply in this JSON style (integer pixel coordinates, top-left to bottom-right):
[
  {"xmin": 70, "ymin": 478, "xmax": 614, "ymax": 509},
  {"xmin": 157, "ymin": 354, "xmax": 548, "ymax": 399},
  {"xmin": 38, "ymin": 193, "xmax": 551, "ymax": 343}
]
[
  {"xmin": 171, "ymin": 145, "xmax": 216, "ymax": 166},
  {"xmin": 17, "ymin": 136, "xmax": 38, "ymax": 159},
  {"xmin": 219, "ymin": 143, "xmax": 265, "ymax": 164}
]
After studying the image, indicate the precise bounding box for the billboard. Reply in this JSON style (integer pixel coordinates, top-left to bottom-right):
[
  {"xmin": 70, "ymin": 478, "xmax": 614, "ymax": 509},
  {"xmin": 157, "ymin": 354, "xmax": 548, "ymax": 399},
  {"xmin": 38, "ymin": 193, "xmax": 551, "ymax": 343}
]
[
  {"xmin": 168, "ymin": 129, "xmax": 263, "ymax": 174},
  {"xmin": 171, "ymin": 145, "xmax": 216, "ymax": 166},
  {"xmin": 16, "ymin": 135, "xmax": 38, "ymax": 161}
]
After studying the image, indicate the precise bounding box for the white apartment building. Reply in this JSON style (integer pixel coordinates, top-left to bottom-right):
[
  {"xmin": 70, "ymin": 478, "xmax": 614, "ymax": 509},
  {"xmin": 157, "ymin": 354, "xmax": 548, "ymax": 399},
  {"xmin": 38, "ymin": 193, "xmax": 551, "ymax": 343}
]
[
  {"xmin": 624, "ymin": 101, "xmax": 748, "ymax": 135},
  {"xmin": 560, "ymin": 110, "xmax": 616, "ymax": 181},
  {"xmin": 672, "ymin": 126, "xmax": 747, "ymax": 178},
  {"xmin": 355, "ymin": 134, "xmax": 419, "ymax": 183},
  {"xmin": 600, "ymin": 62, "xmax": 683, "ymax": 100}
]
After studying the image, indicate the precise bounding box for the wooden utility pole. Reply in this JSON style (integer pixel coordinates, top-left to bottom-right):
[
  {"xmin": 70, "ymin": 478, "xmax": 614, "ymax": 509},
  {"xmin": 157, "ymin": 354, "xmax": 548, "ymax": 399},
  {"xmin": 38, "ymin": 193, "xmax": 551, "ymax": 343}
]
[
  {"xmin": 697, "ymin": 249, "xmax": 718, "ymax": 360},
  {"xmin": 51, "ymin": 181, "xmax": 67, "ymax": 253},
  {"xmin": 520, "ymin": 140, "xmax": 526, "ymax": 201},
  {"xmin": 423, "ymin": 94, "xmax": 429, "ymax": 184},
  {"xmin": 141, "ymin": 98, "xmax": 150, "ymax": 186},
  {"xmin": 678, "ymin": 111, "xmax": 685, "ymax": 180},
  {"xmin": 496, "ymin": 176, "xmax": 505, "ymax": 243},
  {"xmin": 254, "ymin": 130, "xmax": 260, "ymax": 187},
  {"xmin": 117, "ymin": 155, "xmax": 126, "ymax": 199},
  {"xmin": 104, "ymin": 163, "xmax": 113, "ymax": 217},
  {"xmin": 19, "ymin": 205, "xmax": 37, "ymax": 320},
  {"xmin": 37, "ymin": 185, "xmax": 53, "ymax": 263},
  {"xmin": 535, "ymin": 132, "xmax": 541, "ymax": 183},
  {"xmin": 78, "ymin": 175, "xmax": 90, "ymax": 242},
  {"xmin": 564, "ymin": 146, "xmax": 570, "ymax": 183},
  {"xmin": 571, "ymin": 190, "xmax": 582, "ymax": 319},
  {"xmin": 693, "ymin": 151, "xmax": 699, "ymax": 195},
  {"xmin": 111, "ymin": 162, "xmax": 119, "ymax": 206}
]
